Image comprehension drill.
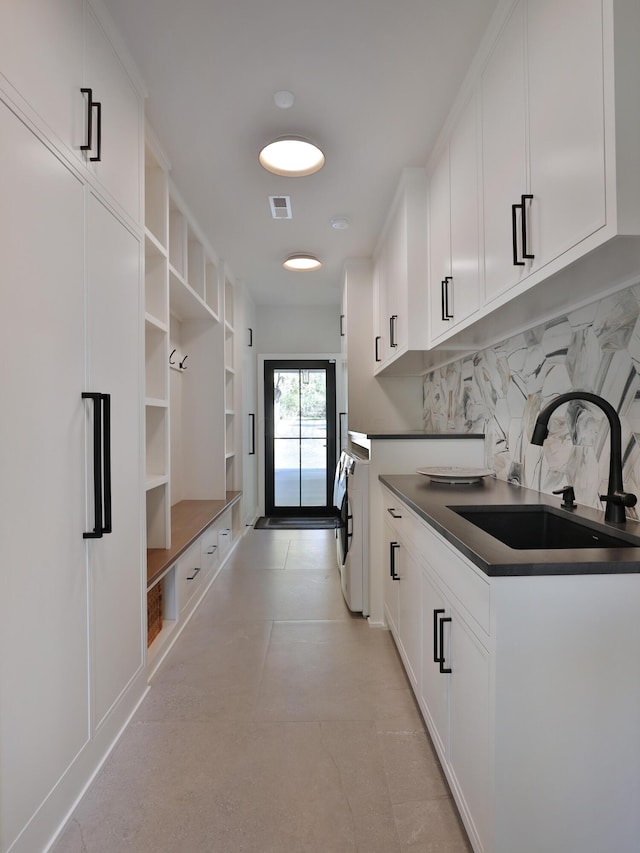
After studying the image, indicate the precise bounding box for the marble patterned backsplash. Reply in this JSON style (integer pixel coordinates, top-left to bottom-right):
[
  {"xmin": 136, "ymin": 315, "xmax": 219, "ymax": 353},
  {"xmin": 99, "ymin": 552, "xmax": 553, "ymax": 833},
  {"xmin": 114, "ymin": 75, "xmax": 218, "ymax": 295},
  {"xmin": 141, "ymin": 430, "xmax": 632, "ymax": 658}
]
[{"xmin": 422, "ymin": 284, "xmax": 640, "ymax": 518}]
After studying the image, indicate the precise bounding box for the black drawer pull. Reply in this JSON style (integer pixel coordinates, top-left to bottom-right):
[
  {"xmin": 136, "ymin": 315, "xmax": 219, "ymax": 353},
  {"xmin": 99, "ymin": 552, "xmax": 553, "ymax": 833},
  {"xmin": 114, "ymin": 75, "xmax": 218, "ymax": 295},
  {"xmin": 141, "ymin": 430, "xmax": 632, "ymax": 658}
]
[
  {"xmin": 387, "ymin": 507, "xmax": 402, "ymax": 519},
  {"xmin": 439, "ymin": 615, "xmax": 452, "ymax": 674},
  {"xmin": 390, "ymin": 541, "xmax": 400, "ymax": 580},
  {"xmin": 186, "ymin": 566, "xmax": 201, "ymax": 581}
]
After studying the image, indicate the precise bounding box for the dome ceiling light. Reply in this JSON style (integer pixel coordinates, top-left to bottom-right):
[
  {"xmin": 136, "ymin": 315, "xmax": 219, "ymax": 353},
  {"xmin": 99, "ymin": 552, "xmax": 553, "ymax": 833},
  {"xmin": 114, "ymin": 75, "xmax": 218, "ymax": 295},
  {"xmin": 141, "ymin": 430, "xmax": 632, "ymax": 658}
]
[
  {"xmin": 259, "ymin": 136, "xmax": 325, "ymax": 177},
  {"xmin": 282, "ymin": 253, "xmax": 322, "ymax": 272}
]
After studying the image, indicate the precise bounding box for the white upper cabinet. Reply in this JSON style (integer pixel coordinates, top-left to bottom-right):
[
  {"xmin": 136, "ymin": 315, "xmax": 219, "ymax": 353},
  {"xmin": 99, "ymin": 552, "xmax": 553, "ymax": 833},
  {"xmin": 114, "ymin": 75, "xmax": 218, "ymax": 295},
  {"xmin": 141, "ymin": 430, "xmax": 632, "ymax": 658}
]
[
  {"xmin": 525, "ymin": 0, "xmax": 606, "ymax": 271},
  {"xmin": 0, "ymin": 1, "xmax": 143, "ymax": 224},
  {"xmin": 84, "ymin": 6, "xmax": 143, "ymax": 223},
  {"xmin": 424, "ymin": 0, "xmax": 640, "ymax": 360},
  {"xmin": 373, "ymin": 168, "xmax": 429, "ymax": 375},
  {"xmin": 430, "ymin": 91, "xmax": 482, "ymax": 343},
  {"xmin": 481, "ymin": 0, "xmax": 529, "ymax": 303},
  {"xmin": 482, "ymin": 0, "xmax": 605, "ymax": 306},
  {"xmin": 0, "ymin": 0, "xmax": 85, "ymax": 154}
]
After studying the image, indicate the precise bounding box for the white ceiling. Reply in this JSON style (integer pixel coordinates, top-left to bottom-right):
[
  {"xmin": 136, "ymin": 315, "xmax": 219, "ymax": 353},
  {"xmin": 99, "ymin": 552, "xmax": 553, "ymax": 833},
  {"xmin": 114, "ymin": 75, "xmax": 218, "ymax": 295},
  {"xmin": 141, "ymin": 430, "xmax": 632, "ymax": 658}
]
[{"xmin": 103, "ymin": 0, "xmax": 499, "ymax": 307}]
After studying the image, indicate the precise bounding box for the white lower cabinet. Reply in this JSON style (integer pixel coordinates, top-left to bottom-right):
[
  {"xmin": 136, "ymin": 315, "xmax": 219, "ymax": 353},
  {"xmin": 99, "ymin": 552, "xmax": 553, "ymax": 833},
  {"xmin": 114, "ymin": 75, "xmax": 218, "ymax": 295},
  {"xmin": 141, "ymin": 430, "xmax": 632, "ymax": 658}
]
[
  {"xmin": 383, "ymin": 485, "xmax": 640, "ymax": 853},
  {"xmin": 178, "ymin": 542, "xmax": 204, "ymax": 614}
]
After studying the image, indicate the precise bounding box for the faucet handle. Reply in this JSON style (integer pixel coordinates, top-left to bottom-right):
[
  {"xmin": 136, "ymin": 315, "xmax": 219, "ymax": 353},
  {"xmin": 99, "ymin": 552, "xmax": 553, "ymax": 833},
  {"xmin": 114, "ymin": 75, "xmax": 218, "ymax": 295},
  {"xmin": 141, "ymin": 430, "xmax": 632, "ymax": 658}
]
[
  {"xmin": 599, "ymin": 491, "xmax": 637, "ymax": 509},
  {"xmin": 553, "ymin": 485, "xmax": 576, "ymax": 508}
]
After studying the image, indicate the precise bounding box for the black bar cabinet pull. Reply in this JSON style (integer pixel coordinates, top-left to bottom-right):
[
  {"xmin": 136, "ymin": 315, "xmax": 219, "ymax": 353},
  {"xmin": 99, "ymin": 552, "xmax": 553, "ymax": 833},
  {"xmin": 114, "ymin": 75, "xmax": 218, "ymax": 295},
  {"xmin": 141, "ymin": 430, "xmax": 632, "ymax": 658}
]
[
  {"xmin": 439, "ymin": 615, "xmax": 452, "ymax": 674},
  {"xmin": 441, "ymin": 280, "xmax": 449, "ymax": 321},
  {"xmin": 390, "ymin": 541, "xmax": 400, "ymax": 580},
  {"xmin": 102, "ymin": 393, "xmax": 112, "ymax": 533},
  {"xmin": 339, "ymin": 314, "xmax": 345, "ymax": 337},
  {"xmin": 81, "ymin": 88, "xmax": 102, "ymax": 162},
  {"xmin": 83, "ymin": 392, "xmax": 111, "ymax": 539},
  {"xmin": 387, "ymin": 507, "xmax": 402, "ymax": 519},
  {"xmin": 390, "ymin": 315, "xmax": 398, "ymax": 348},
  {"xmin": 248, "ymin": 327, "xmax": 253, "ymax": 347},
  {"xmin": 444, "ymin": 276, "xmax": 453, "ymax": 319},
  {"xmin": 512, "ymin": 201, "xmax": 524, "ymax": 266},
  {"xmin": 186, "ymin": 566, "xmax": 201, "ymax": 581},
  {"xmin": 81, "ymin": 88, "xmax": 93, "ymax": 154},
  {"xmin": 91, "ymin": 99, "xmax": 102, "ymax": 162},
  {"xmin": 433, "ymin": 608, "xmax": 445, "ymax": 663},
  {"xmin": 521, "ymin": 194, "xmax": 534, "ymax": 260},
  {"xmin": 375, "ymin": 335, "xmax": 381, "ymax": 362},
  {"xmin": 248, "ymin": 413, "xmax": 256, "ymax": 455}
]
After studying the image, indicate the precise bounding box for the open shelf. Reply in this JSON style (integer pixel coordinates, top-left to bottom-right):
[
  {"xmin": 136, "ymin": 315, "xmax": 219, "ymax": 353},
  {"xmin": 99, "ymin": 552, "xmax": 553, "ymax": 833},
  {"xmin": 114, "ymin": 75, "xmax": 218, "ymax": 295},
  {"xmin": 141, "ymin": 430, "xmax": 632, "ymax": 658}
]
[
  {"xmin": 145, "ymin": 234, "xmax": 168, "ymax": 325},
  {"xmin": 144, "ymin": 141, "xmax": 168, "ymax": 249}
]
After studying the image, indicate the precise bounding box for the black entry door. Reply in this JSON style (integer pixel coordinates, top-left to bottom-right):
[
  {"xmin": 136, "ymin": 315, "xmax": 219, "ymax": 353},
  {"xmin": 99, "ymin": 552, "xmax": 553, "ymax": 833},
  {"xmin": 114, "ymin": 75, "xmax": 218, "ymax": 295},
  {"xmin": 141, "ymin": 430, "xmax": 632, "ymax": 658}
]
[{"xmin": 264, "ymin": 360, "xmax": 337, "ymax": 516}]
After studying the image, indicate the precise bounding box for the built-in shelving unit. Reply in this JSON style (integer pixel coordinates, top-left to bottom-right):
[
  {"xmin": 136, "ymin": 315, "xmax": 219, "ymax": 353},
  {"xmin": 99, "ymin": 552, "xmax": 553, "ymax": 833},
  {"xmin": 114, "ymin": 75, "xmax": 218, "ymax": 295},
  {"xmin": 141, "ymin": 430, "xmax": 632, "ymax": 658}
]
[{"xmin": 143, "ymin": 128, "xmax": 243, "ymax": 656}]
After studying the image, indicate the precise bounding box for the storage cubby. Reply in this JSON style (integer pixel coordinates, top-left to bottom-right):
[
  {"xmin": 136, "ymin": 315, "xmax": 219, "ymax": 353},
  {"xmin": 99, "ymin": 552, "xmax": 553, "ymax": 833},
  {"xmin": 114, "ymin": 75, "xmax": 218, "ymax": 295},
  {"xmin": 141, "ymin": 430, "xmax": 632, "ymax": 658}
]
[
  {"xmin": 187, "ymin": 227, "xmax": 205, "ymax": 300},
  {"xmin": 145, "ymin": 405, "xmax": 169, "ymax": 484},
  {"xmin": 144, "ymin": 141, "xmax": 168, "ymax": 248},
  {"xmin": 224, "ymin": 277, "xmax": 234, "ymax": 329},
  {"xmin": 145, "ymin": 321, "xmax": 168, "ymax": 402},
  {"xmin": 146, "ymin": 483, "xmax": 170, "ymax": 549},
  {"xmin": 169, "ymin": 196, "xmax": 187, "ymax": 278},
  {"xmin": 145, "ymin": 235, "xmax": 168, "ymax": 324},
  {"xmin": 205, "ymin": 257, "xmax": 220, "ymax": 317}
]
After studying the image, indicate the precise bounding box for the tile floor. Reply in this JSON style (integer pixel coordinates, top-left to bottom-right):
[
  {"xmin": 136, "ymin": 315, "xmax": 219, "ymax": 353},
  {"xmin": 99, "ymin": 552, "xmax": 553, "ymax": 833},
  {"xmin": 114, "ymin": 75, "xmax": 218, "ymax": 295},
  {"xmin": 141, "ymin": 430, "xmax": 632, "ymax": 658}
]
[{"xmin": 53, "ymin": 529, "xmax": 472, "ymax": 853}]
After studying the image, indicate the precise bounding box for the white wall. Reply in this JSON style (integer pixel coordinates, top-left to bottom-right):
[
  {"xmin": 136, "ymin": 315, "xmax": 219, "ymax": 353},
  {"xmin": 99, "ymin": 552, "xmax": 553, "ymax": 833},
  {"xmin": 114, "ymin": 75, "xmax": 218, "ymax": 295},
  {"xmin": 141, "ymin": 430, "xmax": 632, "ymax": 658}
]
[{"xmin": 257, "ymin": 305, "xmax": 341, "ymax": 353}]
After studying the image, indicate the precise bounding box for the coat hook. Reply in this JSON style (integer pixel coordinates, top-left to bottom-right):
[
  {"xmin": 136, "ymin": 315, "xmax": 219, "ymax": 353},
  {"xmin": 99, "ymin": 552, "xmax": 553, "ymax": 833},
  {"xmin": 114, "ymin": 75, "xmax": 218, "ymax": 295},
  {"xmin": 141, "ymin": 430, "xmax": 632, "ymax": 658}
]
[
  {"xmin": 179, "ymin": 354, "xmax": 189, "ymax": 370},
  {"xmin": 169, "ymin": 348, "xmax": 176, "ymax": 365}
]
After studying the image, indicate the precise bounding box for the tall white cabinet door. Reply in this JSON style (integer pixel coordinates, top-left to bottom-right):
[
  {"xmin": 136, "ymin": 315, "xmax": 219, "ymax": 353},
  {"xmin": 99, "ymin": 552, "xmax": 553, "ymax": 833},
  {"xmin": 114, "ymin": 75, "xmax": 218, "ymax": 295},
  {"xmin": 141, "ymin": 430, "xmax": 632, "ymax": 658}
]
[
  {"xmin": 86, "ymin": 193, "xmax": 143, "ymax": 730},
  {"xmin": 243, "ymin": 297, "xmax": 258, "ymax": 525},
  {"xmin": 481, "ymin": 0, "xmax": 529, "ymax": 303},
  {"xmin": 420, "ymin": 570, "xmax": 449, "ymax": 758},
  {"xmin": 449, "ymin": 608, "xmax": 491, "ymax": 851},
  {"xmin": 0, "ymin": 0, "xmax": 84, "ymax": 154},
  {"xmin": 397, "ymin": 544, "xmax": 422, "ymax": 689},
  {"xmin": 526, "ymin": 0, "xmax": 606, "ymax": 268},
  {"xmin": 0, "ymin": 102, "xmax": 89, "ymax": 851},
  {"xmin": 84, "ymin": 6, "xmax": 142, "ymax": 223},
  {"xmin": 428, "ymin": 147, "xmax": 452, "ymax": 341},
  {"xmin": 449, "ymin": 92, "xmax": 481, "ymax": 327}
]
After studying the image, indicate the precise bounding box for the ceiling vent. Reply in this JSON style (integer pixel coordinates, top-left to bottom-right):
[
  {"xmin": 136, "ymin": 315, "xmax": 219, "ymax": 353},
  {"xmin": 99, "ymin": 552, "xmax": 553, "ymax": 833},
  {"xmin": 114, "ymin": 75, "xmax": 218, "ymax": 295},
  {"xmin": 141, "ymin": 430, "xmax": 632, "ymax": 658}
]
[{"xmin": 269, "ymin": 195, "xmax": 292, "ymax": 220}]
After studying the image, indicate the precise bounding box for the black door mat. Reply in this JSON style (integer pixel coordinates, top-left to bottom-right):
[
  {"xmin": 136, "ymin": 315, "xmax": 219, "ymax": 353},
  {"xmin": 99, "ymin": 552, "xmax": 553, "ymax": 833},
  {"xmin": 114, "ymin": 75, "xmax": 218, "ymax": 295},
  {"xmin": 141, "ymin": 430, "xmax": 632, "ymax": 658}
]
[{"xmin": 254, "ymin": 516, "xmax": 340, "ymax": 530}]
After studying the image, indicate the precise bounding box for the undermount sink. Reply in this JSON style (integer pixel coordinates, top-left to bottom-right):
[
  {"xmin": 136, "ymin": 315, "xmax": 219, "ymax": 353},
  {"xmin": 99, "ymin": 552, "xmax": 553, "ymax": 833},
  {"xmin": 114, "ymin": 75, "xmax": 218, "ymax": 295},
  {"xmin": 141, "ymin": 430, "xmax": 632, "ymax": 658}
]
[{"xmin": 449, "ymin": 505, "xmax": 640, "ymax": 550}]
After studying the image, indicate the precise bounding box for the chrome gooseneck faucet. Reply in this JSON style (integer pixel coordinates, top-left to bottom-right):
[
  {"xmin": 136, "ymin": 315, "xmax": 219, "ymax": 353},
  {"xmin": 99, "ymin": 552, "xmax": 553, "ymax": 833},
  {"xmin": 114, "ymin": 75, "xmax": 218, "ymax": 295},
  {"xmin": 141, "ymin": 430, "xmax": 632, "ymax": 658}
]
[{"xmin": 531, "ymin": 391, "xmax": 637, "ymax": 524}]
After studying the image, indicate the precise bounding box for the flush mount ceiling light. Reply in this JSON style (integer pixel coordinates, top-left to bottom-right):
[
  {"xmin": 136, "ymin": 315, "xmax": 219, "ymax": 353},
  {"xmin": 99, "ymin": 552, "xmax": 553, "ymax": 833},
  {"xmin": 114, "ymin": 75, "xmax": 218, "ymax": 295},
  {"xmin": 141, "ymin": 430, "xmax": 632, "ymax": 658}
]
[
  {"xmin": 259, "ymin": 136, "xmax": 325, "ymax": 177},
  {"xmin": 282, "ymin": 253, "xmax": 322, "ymax": 271}
]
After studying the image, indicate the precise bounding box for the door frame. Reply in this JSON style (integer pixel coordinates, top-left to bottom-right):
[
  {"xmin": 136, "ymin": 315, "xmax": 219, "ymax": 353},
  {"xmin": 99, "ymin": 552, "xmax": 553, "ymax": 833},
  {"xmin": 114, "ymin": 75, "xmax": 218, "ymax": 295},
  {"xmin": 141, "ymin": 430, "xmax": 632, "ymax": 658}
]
[{"xmin": 257, "ymin": 353, "xmax": 345, "ymax": 518}]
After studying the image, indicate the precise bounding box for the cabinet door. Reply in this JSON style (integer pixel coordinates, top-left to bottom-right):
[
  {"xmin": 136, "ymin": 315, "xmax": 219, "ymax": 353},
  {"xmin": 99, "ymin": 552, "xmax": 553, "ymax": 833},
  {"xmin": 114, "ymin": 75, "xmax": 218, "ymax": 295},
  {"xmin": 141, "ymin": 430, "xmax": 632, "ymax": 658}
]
[
  {"xmin": 84, "ymin": 6, "xmax": 142, "ymax": 222},
  {"xmin": 383, "ymin": 519, "xmax": 400, "ymax": 637},
  {"xmin": 0, "ymin": 0, "xmax": 84, "ymax": 155},
  {"xmin": 385, "ymin": 201, "xmax": 407, "ymax": 356},
  {"xmin": 420, "ymin": 568, "xmax": 449, "ymax": 758},
  {"xmin": 481, "ymin": 0, "xmax": 529, "ymax": 303},
  {"xmin": 449, "ymin": 92, "xmax": 481, "ymax": 328},
  {"xmin": 449, "ymin": 604, "xmax": 491, "ymax": 851},
  {"xmin": 87, "ymin": 193, "xmax": 143, "ymax": 730},
  {"xmin": 428, "ymin": 146, "xmax": 452, "ymax": 341},
  {"xmin": 396, "ymin": 542, "xmax": 422, "ymax": 689},
  {"xmin": 373, "ymin": 244, "xmax": 387, "ymax": 368},
  {"xmin": 526, "ymin": 0, "xmax": 605, "ymax": 269},
  {"xmin": 0, "ymin": 101, "xmax": 89, "ymax": 850}
]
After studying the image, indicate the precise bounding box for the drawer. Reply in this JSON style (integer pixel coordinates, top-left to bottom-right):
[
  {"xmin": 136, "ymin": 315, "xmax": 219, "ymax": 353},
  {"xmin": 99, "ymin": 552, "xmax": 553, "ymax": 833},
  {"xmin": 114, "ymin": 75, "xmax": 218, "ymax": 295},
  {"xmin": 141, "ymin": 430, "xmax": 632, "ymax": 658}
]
[
  {"xmin": 381, "ymin": 486, "xmax": 409, "ymax": 538},
  {"xmin": 201, "ymin": 525, "xmax": 219, "ymax": 575},
  {"xmin": 217, "ymin": 509, "xmax": 233, "ymax": 561},
  {"xmin": 178, "ymin": 542, "xmax": 203, "ymax": 613}
]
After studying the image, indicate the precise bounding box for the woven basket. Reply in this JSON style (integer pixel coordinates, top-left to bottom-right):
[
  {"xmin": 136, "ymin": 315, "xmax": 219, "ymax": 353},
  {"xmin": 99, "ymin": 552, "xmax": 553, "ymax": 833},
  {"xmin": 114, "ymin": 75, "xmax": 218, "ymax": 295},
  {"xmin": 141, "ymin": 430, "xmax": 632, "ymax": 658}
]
[{"xmin": 147, "ymin": 580, "xmax": 163, "ymax": 646}]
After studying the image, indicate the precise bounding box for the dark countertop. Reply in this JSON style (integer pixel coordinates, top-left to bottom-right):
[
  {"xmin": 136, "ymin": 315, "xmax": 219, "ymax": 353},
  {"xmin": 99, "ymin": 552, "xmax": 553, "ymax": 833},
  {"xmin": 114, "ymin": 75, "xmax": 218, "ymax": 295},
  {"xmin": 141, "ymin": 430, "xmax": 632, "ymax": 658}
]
[
  {"xmin": 365, "ymin": 431, "xmax": 485, "ymax": 440},
  {"xmin": 379, "ymin": 474, "xmax": 640, "ymax": 577}
]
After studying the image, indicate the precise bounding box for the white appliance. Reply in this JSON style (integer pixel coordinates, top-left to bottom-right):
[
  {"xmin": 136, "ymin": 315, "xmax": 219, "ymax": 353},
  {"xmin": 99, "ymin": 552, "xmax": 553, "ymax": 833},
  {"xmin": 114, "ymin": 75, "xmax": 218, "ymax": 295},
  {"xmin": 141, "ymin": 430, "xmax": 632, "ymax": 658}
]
[{"xmin": 333, "ymin": 450, "xmax": 369, "ymax": 615}]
